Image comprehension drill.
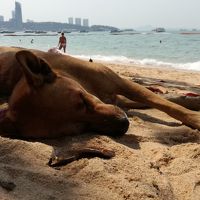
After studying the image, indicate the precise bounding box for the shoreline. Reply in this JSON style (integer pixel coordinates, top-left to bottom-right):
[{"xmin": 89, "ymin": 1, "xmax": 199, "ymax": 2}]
[
  {"xmin": 97, "ymin": 60, "xmax": 200, "ymax": 85},
  {"xmin": 74, "ymin": 54, "xmax": 200, "ymax": 73}
]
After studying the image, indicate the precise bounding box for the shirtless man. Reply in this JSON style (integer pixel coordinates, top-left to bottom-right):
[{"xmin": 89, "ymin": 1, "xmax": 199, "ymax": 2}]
[{"xmin": 58, "ymin": 32, "xmax": 67, "ymax": 53}]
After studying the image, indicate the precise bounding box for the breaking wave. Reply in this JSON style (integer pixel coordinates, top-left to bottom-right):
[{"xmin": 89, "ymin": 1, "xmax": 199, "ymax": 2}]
[{"xmin": 73, "ymin": 54, "xmax": 200, "ymax": 71}]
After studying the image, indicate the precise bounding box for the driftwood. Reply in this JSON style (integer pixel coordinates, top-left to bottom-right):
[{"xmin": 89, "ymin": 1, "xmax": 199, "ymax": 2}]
[
  {"xmin": 48, "ymin": 147, "xmax": 115, "ymax": 167},
  {"xmin": 132, "ymin": 75, "xmax": 200, "ymax": 111}
]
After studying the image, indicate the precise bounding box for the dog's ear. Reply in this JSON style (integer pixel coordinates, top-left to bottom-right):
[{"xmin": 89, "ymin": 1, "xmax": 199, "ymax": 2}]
[{"xmin": 15, "ymin": 50, "xmax": 57, "ymax": 88}]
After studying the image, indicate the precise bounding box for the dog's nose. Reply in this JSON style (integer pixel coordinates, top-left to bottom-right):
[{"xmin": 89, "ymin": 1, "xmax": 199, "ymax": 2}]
[
  {"xmin": 104, "ymin": 115, "xmax": 129, "ymax": 137},
  {"xmin": 116, "ymin": 116, "xmax": 129, "ymax": 136}
]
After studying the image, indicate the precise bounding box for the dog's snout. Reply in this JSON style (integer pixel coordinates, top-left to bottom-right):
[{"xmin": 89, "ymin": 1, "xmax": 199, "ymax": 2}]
[
  {"xmin": 119, "ymin": 116, "xmax": 129, "ymax": 126},
  {"xmin": 116, "ymin": 116, "xmax": 129, "ymax": 136}
]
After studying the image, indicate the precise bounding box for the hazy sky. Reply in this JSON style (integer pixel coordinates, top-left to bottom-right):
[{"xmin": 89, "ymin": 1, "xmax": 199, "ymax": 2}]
[{"xmin": 0, "ymin": 0, "xmax": 199, "ymax": 29}]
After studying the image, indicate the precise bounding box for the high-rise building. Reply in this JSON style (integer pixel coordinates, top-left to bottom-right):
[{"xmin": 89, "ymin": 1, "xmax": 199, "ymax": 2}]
[
  {"xmin": 68, "ymin": 17, "xmax": 73, "ymax": 24},
  {"xmin": 12, "ymin": 10, "xmax": 15, "ymax": 19},
  {"xmin": 75, "ymin": 18, "xmax": 81, "ymax": 26},
  {"xmin": 14, "ymin": 1, "xmax": 23, "ymax": 29},
  {"xmin": 83, "ymin": 19, "xmax": 89, "ymax": 27},
  {"xmin": 0, "ymin": 15, "xmax": 4, "ymax": 22}
]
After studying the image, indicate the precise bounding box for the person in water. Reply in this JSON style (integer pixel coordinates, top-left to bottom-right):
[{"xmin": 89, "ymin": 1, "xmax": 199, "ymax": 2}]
[{"xmin": 58, "ymin": 32, "xmax": 67, "ymax": 53}]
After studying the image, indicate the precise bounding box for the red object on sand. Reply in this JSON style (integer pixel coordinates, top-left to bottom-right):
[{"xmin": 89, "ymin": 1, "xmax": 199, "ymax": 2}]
[{"xmin": 184, "ymin": 92, "xmax": 200, "ymax": 97}]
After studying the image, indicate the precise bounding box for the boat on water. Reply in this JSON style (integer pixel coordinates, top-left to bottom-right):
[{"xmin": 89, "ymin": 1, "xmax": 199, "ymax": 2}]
[
  {"xmin": 180, "ymin": 29, "xmax": 200, "ymax": 35},
  {"xmin": 110, "ymin": 29, "xmax": 122, "ymax": 33},
  {"xmin": 79, "ymin": 30, "xmax": 89, "ymax": 33},
  {"xmin": 0, "ymin": 30, "xmax": 15, "ymax": 34},
  {"xmin": 110, "ymin": 29, "xmax": 138, "ymax": 35},
  {"xmin": 180, "ymin": 32, "xmax": 200, "ymax": 35},
  {"xmin": 24, "ymin": 30, "xmax": 35, "ymax": 33},
  {"xmin": 152, "ymin": 28, "xmax": 166, "ymax": 32}
]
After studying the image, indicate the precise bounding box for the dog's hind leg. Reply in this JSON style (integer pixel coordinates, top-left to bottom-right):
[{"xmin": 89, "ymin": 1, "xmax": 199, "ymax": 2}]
[{"xmin": 116, "ymin": 78, "xmax": 200, "ymax": 130}]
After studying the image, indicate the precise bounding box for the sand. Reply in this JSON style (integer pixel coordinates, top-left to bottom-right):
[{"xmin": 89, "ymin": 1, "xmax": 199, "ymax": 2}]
[{"xmin": 0, "ymin": 63, "xmax": 200, "ymax": 200}]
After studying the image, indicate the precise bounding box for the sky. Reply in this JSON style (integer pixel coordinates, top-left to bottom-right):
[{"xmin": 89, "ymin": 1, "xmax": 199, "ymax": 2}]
[{"xmin": 0, "ymin": 0, "xmax": 200, "ymax": 29}]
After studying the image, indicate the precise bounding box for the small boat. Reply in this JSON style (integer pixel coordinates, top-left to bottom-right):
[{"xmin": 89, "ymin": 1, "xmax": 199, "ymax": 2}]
[
  {"xmin": 110, "ymin": 29, "xmax": 122, "ymax": 33},
  {"xmin": 180, "ymin": 32, "xmax": 200, "ymax": 35},
  {"xmin": 79, "ymin": 30, "xmax": 89, "ymax": 33},
  {"xmin": 152, "ymin": 28, "xmax": 166, "ymax": 32},
  {"xmin": 110, "ymin": 29, "xmax": 138, "ymax": 35},
  {"xmin": 24, "ymin": 30, "xmax": 35, "ymax": 33},
  {"xmin": 0, "ymin": 30, "xmax": 15, "ymax": 34}
]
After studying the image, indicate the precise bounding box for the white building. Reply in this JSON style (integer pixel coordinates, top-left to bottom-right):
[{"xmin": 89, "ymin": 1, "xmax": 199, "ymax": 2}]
[
  {"xmin": 12, "ymin": 11, "xmax": 15, "ymax": 19},
  {"xmin": 68, "ymin": 17, "xmax": 73, "ymax": 24},
  {"xmin": 0, "ymin": 15, "xmax": 4, "ymax": 21},
  {"xmin": 75, "ymin": 18, "xmax": 81, "ymax": 26},
  {"xmin": 83, "ymin": 19, "xmax": 89, "ymax": 27}
]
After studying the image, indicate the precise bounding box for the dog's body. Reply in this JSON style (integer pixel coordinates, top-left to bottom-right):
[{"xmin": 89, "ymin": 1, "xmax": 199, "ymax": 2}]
[{"xmin": 0, "ymin": 46, "xmax": 200, "ymax": 138}]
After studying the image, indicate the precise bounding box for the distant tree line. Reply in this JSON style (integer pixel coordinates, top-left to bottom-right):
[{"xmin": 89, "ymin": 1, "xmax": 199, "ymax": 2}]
[{"xmin": 0, "ymin": 21, "xmax": 118, "ymax": 32}]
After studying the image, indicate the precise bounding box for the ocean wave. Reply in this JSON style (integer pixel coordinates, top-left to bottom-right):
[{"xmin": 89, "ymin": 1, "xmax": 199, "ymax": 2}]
[
  {"xmin": 73, "ymin": 54, "xmax": 200, "ymax": 71},
  {"xmin": 137, "ymin": 58, "xmax": 200, "ymax": 71},
  {"xmin": 176, "ymin": 61, "xmax": 200, "ymax": 71},
  {"xmin": 74, "ymin": 54, "xmax": 131, "ymax": 63}
]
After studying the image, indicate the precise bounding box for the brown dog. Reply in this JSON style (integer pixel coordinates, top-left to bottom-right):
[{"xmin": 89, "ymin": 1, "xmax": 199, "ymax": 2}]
[{"xmin": 0, "ymin": 46, "xmax": 200, "ymax": 139}]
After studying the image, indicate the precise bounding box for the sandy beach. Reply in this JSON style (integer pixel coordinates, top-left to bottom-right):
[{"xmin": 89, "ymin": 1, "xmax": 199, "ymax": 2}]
[{"xmin": 0, "ymin": 62, "xmax": 200, "ymax": 200}]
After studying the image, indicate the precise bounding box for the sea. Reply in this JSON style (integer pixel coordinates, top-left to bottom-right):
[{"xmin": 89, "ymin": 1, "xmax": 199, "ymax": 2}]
[{"xmin": 1, "ymin": 31, "xmax": 200, "ymax": 71}]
